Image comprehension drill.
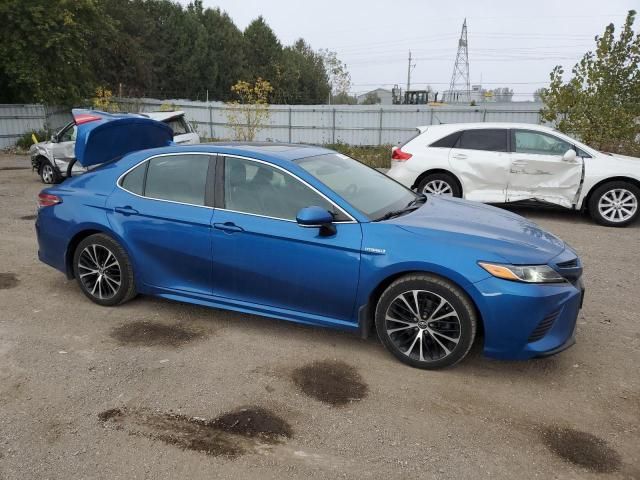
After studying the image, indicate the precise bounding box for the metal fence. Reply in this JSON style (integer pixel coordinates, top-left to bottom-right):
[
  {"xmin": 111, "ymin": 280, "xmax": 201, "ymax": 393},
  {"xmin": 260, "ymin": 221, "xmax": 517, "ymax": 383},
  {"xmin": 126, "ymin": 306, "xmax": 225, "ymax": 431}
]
[
  {"xmin": 1, "ymin": 100, "xmax": 544, "ymax": 149},
  {"xmin": 0, "ymin": 104, "xmax": 72, "ymax": 149},
  {"xmin": 118, "ymin": 98, "xmax": 545, "ymax": 146}
]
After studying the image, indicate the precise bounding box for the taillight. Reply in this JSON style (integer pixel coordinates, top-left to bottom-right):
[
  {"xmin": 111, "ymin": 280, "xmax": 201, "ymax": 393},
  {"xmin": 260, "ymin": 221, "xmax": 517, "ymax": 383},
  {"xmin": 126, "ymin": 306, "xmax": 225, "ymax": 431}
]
[
  {"xmin": 392, "ymin": 148, "xmax": 413, "ymax": 161},
  {"xmin": 38, "ymin": 193, "xmax": 62, "ymax": 208}
]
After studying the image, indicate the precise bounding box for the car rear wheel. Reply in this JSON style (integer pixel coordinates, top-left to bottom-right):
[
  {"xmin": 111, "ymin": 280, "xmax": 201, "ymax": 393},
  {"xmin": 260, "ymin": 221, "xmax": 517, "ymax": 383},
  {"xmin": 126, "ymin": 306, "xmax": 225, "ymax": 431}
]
[
  {"xmin": 375, "ymin": 274, "xmax": 477, "ymax": 369},
  {"xmin": 39, "ymin": 160, "xmax": 60, "ymax": 184},
  {"xmin": 417, "ymin": 173, "xmax": 461, "ymax": 197},
  {"xmin": 588, "ymin": 181, "xmax": 639, "ymax": 227},
  {"xmin": 73, "ymin": 234, "xmax": 136, "ymax": 306}
]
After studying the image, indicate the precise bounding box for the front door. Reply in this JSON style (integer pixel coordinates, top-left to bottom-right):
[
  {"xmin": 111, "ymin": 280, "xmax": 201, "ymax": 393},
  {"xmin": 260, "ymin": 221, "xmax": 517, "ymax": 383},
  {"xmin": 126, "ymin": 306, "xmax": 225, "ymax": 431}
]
[
  {"xmin": 51, "ymin": 123, "xmax": 76, "ymax": 163},
  {"xmin": 448, "ymin": 128, "xmax": 510, "ymax": 203},
  {"xmin": 210, "ymin": 155, "xmax": 362, "ymax": 323},
  {"xmin": 507, "ymin": 129, "xmax": 583, "ymax": 208},
  {"xmin": 106, "ymin": 153, "xmax": 215, "ymax": 295}
]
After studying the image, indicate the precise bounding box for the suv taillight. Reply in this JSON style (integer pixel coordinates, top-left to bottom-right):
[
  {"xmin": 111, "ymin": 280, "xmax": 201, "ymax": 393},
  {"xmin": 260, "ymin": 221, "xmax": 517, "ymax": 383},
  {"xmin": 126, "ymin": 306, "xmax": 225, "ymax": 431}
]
[
  {"xmin": 392, "ymin": 148, "xmax": 412, "ymax": 161},
  {"xmin": 38, "ymin": 193, "xmax": 61, "ymax": 208}
]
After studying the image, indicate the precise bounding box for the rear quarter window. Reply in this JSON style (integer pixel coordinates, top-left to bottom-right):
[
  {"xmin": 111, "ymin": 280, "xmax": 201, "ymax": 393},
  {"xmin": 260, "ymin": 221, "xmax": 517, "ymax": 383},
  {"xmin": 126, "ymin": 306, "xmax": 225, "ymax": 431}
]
[{"xmin": 429, "ymin": 131, "xmax": 462, "ymax": 148}]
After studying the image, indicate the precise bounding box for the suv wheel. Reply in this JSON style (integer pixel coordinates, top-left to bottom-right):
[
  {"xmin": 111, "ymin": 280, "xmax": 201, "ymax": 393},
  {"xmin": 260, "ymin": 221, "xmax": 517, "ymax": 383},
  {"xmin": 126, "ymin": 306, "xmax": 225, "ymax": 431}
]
[
  {"xmin": 73, "ymin": 234, "xmax": 136, "ymax": 306},
  {"xmin": 417, "ymin": 173, "xmax": 461, "ymax": 197},
  {"xmin": 375, "ymin": 274, "xmax": 477, "ymax": 369},
  {"xmin": 588, "ymin": 181, "xmax": 639, "ymax": 227},
  {"xmin": 39, "ymin": 160, "xmax": 60, "ymax": 184}
]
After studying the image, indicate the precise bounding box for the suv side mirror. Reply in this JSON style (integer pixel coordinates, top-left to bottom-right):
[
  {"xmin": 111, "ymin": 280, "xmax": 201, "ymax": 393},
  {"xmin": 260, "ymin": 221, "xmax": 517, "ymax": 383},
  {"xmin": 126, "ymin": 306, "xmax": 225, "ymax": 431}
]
[
  {"xmin": 562, "ymin": 149, "xmax": 577, "ymax": 162},
  {"xmin": 50, "ymin": 134, "xmax": 57, "ymax": 143},
  {"xmin": 296, "ymin": 206, "xmax": 336, "ymax": 235}
]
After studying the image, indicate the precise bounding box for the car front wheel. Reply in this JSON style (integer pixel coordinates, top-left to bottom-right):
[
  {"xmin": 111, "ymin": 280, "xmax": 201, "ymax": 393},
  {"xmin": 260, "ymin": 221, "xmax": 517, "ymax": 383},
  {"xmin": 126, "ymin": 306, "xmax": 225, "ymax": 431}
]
[
  {"xmin": 73, "ymin": 233, "xmax": 136, "ymax": 306},
  {"xmin": 375, "ymin": 274, "xmax": 477, "ymax": 369},
  {"xmin": 39, "ymin": 160, "xmax": 60, "ymax": 184},
  {"xmin": 588, "ymin": 181, "xmax": 639, "ymax": 227}
]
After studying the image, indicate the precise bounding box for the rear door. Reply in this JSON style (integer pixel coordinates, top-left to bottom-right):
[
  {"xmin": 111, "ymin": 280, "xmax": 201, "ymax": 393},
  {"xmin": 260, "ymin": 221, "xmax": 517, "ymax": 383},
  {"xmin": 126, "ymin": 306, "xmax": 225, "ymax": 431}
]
[
  {"xmin": 210, "ymin": 155, "xmax": 362, "ymax": 323},
  {"xmin": 507, "ymin": 129, "xmax": 583, "ymax": 208},
  {"xmin": 106, "ymin": 153, "xmax": 215, "ymax": 295},
  {"xmin": 448, "ymin": 128, "xmax": 509, "ymax": 203}
]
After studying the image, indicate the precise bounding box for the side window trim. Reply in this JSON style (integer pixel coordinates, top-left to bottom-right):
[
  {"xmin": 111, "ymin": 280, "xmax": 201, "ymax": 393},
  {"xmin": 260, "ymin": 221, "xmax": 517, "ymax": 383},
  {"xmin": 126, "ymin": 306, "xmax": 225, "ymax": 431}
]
[
  {"xmin": 117, "ymin": 152, "xmax": 215, "ymax": 210},
  {"xmin": 220, "ymin": 154, "xmax": 357, "ymax": 224}
]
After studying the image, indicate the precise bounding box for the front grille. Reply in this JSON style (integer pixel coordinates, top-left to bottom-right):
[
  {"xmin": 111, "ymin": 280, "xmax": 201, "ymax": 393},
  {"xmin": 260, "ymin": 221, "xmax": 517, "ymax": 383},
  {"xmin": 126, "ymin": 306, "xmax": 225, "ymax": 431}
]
[
  {"xmin": 557, "ymin": 258, "xmax": 578, "ymax": 268},
  {"xmin": 528, "ymin": 310, "xmax": 560, "ymax": 343}
]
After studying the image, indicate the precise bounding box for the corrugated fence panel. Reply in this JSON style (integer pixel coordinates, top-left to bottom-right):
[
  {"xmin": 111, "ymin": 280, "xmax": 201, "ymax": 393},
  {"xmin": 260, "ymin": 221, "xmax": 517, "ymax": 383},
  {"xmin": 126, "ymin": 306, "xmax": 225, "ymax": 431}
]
[
  {"xmin": 0, "ymin": 104, "xmax": 46, "ymax": 148},
  {"xmin": 0, "ymin": 100, "xmax": 545, "ymax": 148}
]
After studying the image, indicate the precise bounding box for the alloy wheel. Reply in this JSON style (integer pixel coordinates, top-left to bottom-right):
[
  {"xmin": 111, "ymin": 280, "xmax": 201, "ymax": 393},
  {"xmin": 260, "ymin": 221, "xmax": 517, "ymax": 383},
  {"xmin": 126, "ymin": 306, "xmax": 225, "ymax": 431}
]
[
  {"xmin": 598, "ymin": 188, "xmax": 638, "ymax": 223},
  {"xmin": 42, "ymin": 164, "xmax": 54, "ymax": 184},
  {"xmin": 423, "ymin": 180, "xmax": 453, "ymax": 196},
  {"xmin": 385, "ymin": 290, "xmax": 461, "ymax": 362},
  {"xmin": 77, "ymin": 244, "xmax": 121, "ymax": 300}
]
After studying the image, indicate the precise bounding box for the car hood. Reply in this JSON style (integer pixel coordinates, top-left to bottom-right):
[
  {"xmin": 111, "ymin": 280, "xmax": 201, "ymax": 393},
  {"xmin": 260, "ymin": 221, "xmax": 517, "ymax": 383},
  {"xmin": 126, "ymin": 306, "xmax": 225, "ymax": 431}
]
[
  {"xmin": 603, "ymin": 152, "xmax": 640, "ymax": 170},
  {"xmin": 72, "ymin": 109, "xmax": 173, "ymax": 167},
  {"xmin": 388, "ymin": 195, "xmax": 566, "ymax": 265}
]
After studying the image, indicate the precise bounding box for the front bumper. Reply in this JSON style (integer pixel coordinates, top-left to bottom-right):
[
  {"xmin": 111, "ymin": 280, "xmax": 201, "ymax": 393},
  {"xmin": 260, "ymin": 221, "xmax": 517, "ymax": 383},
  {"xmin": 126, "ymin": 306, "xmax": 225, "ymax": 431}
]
[{"xmin": 471, "ymin": 275, "xmax": 583, "ymax": 360}]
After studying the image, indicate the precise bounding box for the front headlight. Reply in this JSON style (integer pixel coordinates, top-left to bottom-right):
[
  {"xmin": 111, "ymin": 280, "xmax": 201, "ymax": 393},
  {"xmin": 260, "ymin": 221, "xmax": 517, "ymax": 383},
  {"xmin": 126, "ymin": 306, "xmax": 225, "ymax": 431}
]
[{"xmin": 478, "ymin": 262, "xmax": 565, "ymax": 283}]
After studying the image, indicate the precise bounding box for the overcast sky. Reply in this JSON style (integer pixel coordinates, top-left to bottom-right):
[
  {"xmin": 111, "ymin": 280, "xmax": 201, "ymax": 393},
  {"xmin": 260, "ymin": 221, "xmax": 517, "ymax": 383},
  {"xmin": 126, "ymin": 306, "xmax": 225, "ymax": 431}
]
[{"xmin": 183, "ymin": 0, "xmax": 637, "ymax": 101}]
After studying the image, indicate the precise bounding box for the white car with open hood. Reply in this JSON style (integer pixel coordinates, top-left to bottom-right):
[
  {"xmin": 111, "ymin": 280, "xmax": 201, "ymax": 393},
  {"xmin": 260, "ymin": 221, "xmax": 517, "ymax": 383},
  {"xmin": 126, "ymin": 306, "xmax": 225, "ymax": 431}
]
[{"xmin": 386, "ymin": 123, "xmax": 640, "ymax": 227}]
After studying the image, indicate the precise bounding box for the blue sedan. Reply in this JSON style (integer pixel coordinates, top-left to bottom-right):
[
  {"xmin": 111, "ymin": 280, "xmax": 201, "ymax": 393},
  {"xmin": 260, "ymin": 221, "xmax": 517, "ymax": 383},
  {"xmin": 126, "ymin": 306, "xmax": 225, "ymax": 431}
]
[{"xmin": 36, "ymin": 111, "xmax": 584, "ymax": 369}]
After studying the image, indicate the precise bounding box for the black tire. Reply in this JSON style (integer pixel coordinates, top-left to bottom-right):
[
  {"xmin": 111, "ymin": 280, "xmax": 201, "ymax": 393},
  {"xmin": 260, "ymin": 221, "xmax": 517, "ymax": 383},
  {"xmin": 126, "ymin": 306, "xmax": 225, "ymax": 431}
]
[
  {"xmin": 39, "ymin": 159, "xmax": 61, "ymax": 184},
  {"xmin": 73, "ymin": 233, "xmax": 136, "ymax": 306},
  {"xmin": 587, "ymin": 181, "xmax": 640, "ymax": 227},
  {"xmin": 375, "ymin": 274, "xmax": 477, "ymax": 369},
  {"xmin": 417, "ymin": 173, "xmax": 462, "ymax": 197}
]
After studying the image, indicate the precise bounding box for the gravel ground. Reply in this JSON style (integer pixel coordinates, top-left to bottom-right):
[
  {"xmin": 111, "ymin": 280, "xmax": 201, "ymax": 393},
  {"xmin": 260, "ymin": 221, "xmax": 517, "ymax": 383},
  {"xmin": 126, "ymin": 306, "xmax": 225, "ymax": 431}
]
[{"xmin": 1, "ymin": 153, "xmax": 638, "ymax": 479}]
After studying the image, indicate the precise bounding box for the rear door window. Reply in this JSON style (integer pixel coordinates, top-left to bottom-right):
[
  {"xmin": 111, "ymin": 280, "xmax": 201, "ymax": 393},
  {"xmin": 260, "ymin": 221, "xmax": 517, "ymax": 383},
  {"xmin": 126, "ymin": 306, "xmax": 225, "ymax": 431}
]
[
  {"xmin": 144, "ymin": 154, "xmax": 209, "ymax": 205},
  {"xmin": 457, "ymin": 129, "xmax": 508, "ymax": 152}
]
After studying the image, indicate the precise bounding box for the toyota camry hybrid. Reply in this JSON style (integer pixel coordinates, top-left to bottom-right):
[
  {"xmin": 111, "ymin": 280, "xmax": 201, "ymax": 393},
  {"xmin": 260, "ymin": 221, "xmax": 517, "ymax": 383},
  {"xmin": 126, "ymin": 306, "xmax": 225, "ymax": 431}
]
[{"xmin": 35, "ymin": 110, "xmax": 584, "ymax": 369}]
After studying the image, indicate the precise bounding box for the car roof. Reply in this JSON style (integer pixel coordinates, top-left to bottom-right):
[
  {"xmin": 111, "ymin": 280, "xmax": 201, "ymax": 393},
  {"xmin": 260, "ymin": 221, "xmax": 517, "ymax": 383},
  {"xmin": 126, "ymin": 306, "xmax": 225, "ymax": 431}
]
[
  {"xmin": 416, "ymin": 122, "xmax": 559, "ymax": 134},
  {"xmin": 125, "ymin": 142, "xmax": 336, "ymax": 164}
]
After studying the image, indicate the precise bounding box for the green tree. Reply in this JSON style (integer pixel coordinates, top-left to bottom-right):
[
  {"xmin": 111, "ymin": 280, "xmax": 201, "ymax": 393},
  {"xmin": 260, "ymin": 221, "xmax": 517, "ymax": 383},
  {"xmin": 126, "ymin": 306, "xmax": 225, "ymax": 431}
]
[
  {"xmin": 0, "ymin": 0, "xmax": 116, "ymax": 104},
  {"xmin": 540, "ymin": 10, "xmax": 640, "ymax": 155},
  {"xmin": 243, "ymin": 17, "xmax": 282, "ymax": 86},
  {"xmin": 276, "ymin": 39, "xmax": 330, "ymax": 104}
]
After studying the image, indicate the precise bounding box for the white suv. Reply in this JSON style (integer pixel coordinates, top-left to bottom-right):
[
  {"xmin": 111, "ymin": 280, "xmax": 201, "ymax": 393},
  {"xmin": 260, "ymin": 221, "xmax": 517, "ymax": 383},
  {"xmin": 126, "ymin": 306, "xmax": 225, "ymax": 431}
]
[{"xmin": 386, "ymin": 123, "xmax": 640, "ymax": 227}]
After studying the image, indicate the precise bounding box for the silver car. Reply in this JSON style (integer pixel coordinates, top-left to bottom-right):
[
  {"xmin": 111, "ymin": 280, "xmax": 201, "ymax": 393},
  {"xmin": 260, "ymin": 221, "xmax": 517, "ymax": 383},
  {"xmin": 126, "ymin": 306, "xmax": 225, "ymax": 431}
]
[{"xmin": 30, "ymin": 111, "xmax": 200, "ymax": 184}]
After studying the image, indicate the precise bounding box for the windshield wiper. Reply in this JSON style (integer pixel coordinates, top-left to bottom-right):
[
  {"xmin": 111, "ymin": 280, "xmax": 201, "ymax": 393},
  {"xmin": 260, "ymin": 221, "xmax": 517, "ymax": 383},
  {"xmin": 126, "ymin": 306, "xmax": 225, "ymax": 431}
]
[{"xmin": 406, "ymin": 193, "xmax": 427, "ymax": 208}]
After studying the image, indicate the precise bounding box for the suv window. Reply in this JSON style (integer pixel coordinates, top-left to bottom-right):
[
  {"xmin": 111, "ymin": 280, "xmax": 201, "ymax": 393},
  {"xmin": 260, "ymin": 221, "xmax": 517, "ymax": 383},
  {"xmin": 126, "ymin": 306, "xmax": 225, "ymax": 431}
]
[
  {"xmin": 430, "ymin": 131, "xmax": 462, "ymax": 148},
  {"xmin": 456, "ymin": 129, "xmax": 507, "ymax": 152},
  {"xmin": 224, "ymin": 156, "xmax": 343, "ymax": 221},
  {"xmin": 58, "ymin": 124, "xmax": 77, "ymax": 142},
  {"xmin": 165, "ymin": 116, "xmax": 189, "ymax": 135},
  {"xmin": 144, "ymin": 155, "xmax": 209, "ymax": 205},
  {"xmin": 513, "ymin": 130, "xmax": 571, "ymax": 156}
]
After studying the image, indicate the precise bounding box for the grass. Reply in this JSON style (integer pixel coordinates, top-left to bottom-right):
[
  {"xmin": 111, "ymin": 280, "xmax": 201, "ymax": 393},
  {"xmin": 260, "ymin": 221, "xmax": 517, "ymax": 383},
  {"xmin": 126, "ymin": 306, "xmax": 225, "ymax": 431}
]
[{"xmin": 324, "ymin": 143, "xmax": 392, "ymax": 169}]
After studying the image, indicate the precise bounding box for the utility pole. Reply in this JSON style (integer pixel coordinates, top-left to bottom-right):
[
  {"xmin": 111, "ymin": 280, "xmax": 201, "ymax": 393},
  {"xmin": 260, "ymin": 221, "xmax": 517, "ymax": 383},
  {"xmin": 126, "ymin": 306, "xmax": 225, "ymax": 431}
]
[{"xmin": 406, "ymin": 50, "xmax": 412, "ymax": 94}]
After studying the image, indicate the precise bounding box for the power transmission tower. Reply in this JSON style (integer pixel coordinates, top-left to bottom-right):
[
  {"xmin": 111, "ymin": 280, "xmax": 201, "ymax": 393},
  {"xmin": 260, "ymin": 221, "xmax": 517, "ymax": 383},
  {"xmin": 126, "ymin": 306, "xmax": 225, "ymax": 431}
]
[{"xmin": 448, "ymin": 19, "xmax": 471, "ymax": 103}]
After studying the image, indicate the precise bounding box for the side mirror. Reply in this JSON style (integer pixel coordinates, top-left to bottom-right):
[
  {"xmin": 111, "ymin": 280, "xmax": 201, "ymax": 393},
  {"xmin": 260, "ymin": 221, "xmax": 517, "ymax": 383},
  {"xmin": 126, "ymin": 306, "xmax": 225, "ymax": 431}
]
[
  {"xmin": 562, "ymin": 149, "xmax": 577, "ymax": 162},
  {"xmin": 296, "ymin": 206, "xmax": 336, "ymax": 235},
  {"xmin": 50, "ymin": 134, "xmax": 57, "ymax": 143}
]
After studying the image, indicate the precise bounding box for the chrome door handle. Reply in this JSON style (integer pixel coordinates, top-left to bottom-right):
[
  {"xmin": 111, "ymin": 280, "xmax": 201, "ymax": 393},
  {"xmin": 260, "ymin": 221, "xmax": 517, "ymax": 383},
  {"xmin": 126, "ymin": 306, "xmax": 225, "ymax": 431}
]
[
  {"xmin": 114, "ymin": 206, "xmax": 139, "ymax": 216},
  {"xmin": 214, "ymin": 222, "xmax": 244, "ymax": 233},
  {"xmin": 511, "ymin": 160, "xmax": 527, "ymax": 167},
  {"xmin": 452, "ymin": 154, "xmax": 467, "ymax": 159}
]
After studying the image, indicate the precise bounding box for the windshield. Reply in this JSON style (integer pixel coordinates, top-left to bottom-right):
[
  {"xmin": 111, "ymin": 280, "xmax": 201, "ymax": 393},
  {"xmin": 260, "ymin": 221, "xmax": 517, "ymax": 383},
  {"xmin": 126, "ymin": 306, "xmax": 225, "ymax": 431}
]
[{"xmin": 296, "ymin": 153, "xmax": 417, "ymax": 220}]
